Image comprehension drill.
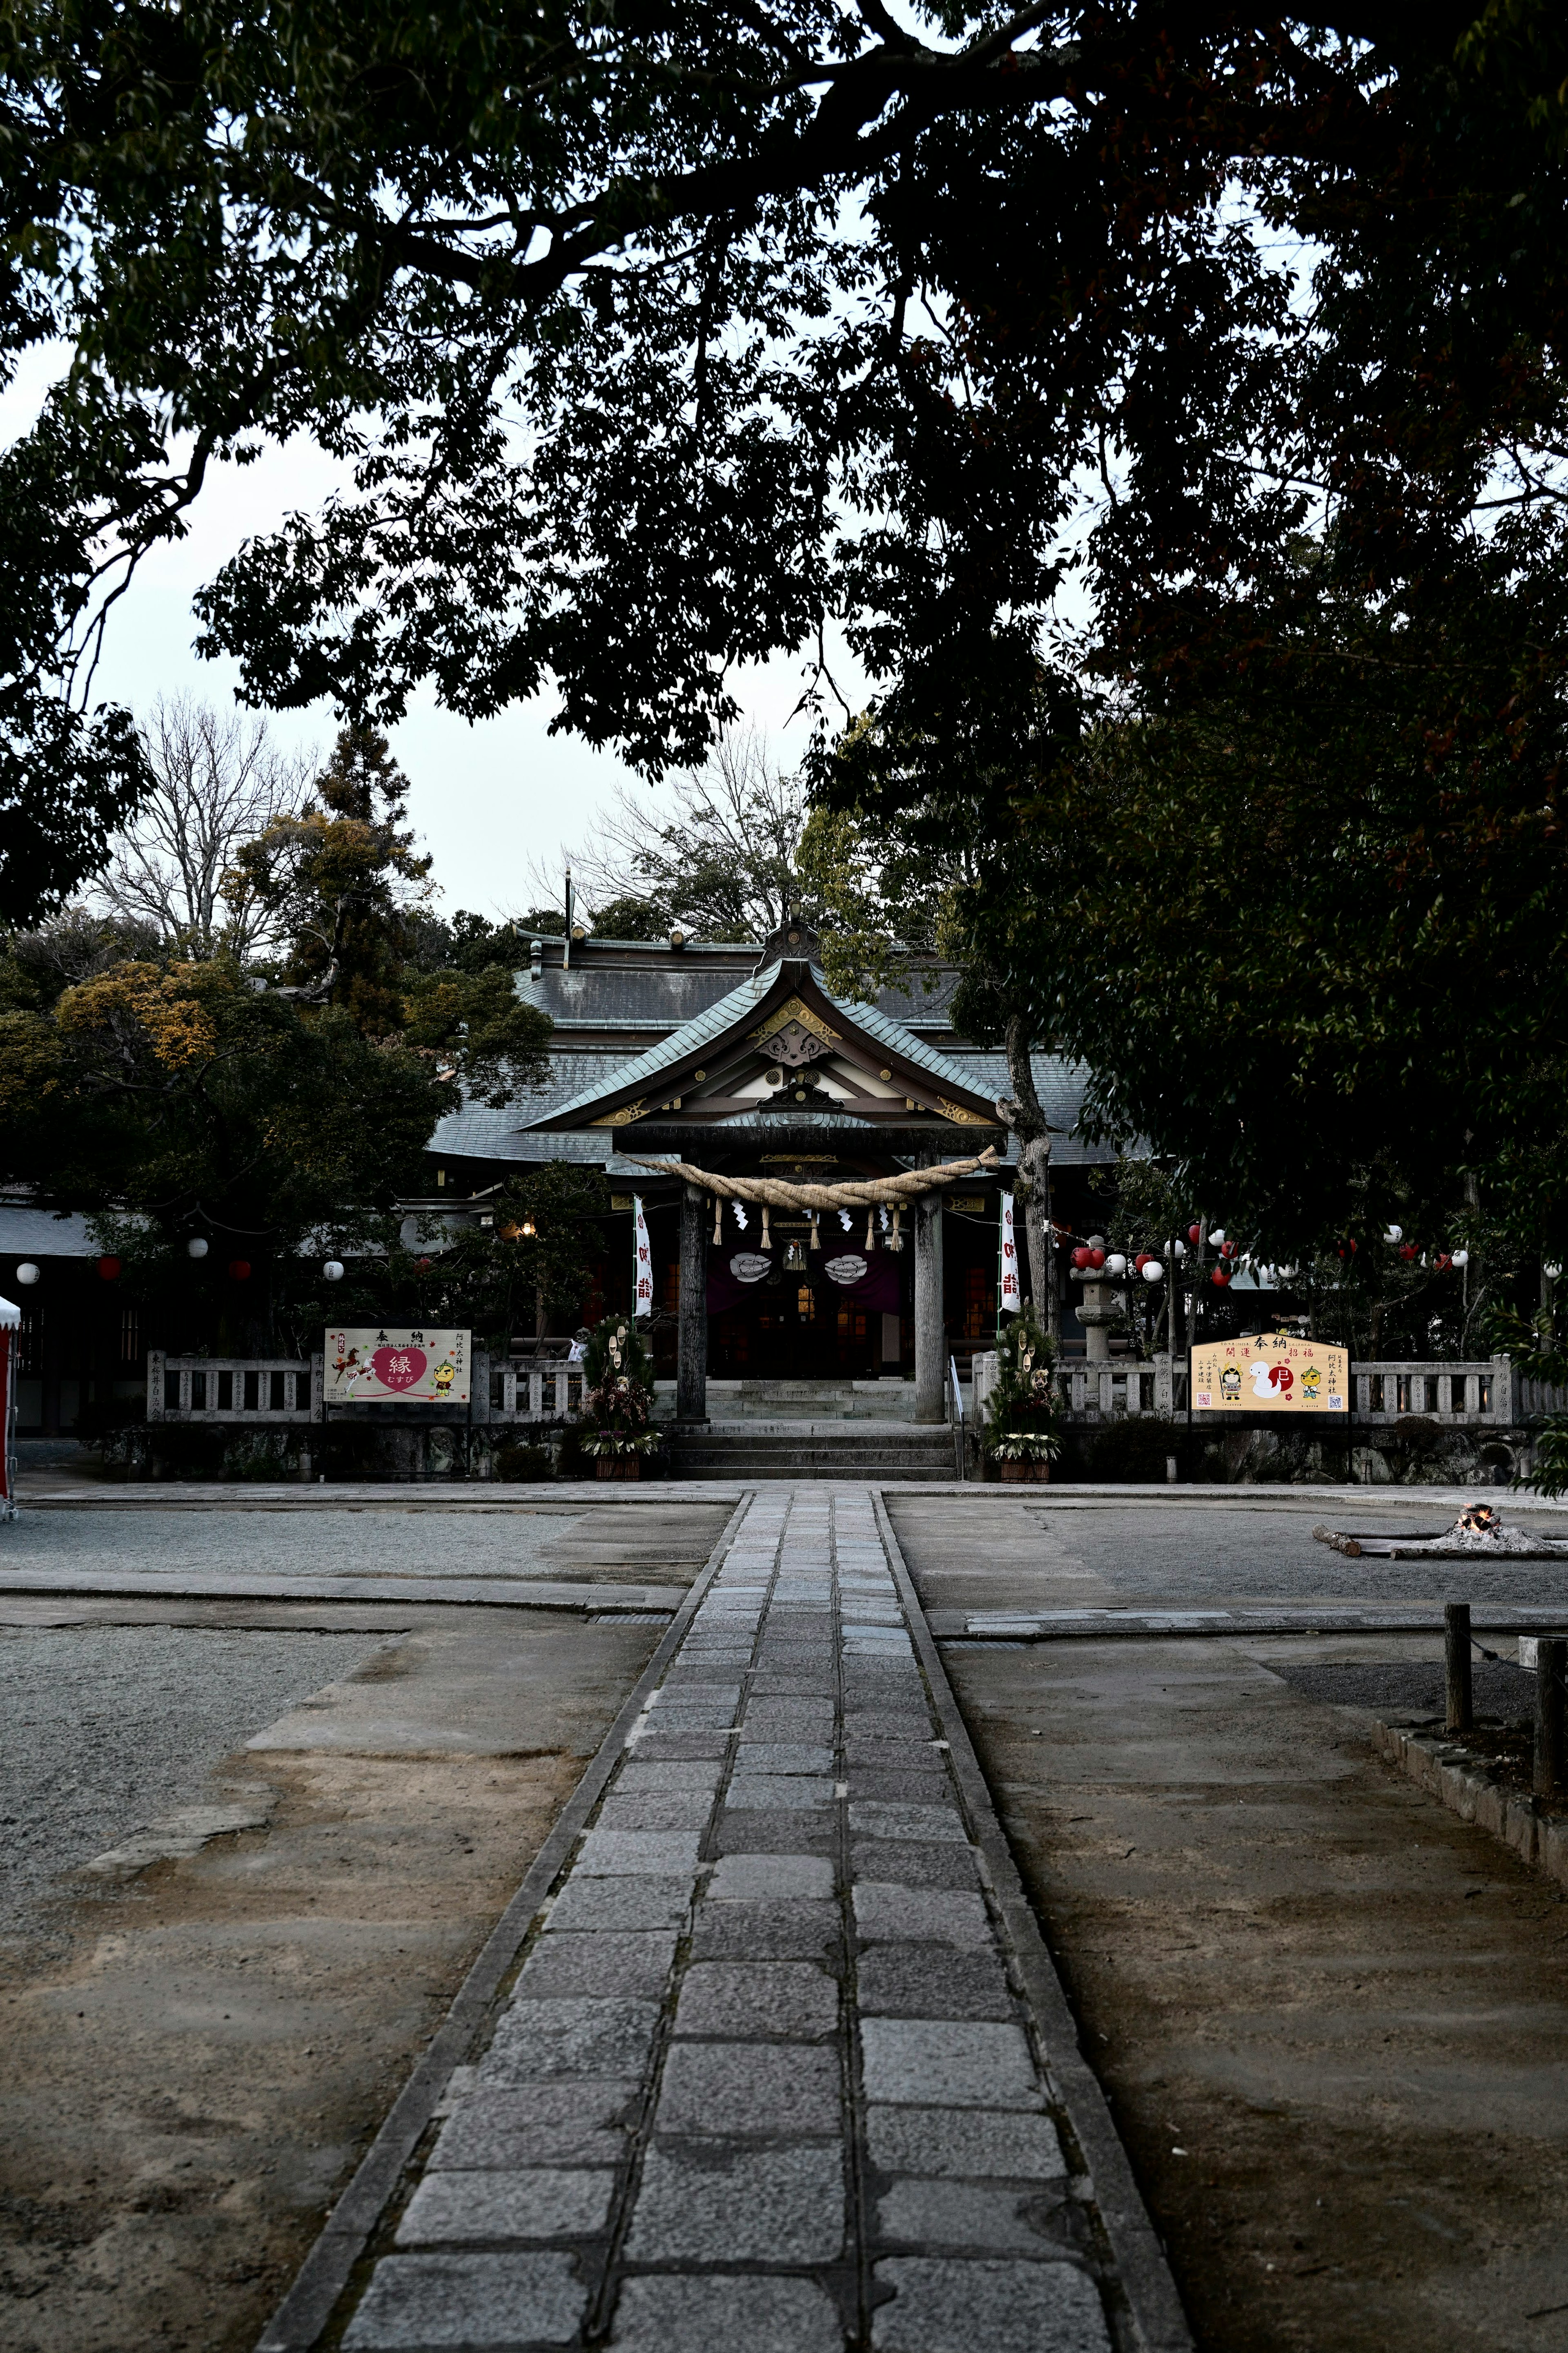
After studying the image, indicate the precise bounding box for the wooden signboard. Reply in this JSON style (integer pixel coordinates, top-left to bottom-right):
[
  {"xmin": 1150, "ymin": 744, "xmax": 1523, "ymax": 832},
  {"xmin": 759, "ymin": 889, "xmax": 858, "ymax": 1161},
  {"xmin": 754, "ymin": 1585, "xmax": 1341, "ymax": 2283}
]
[
  {"xmin": 326, "ymin": 1327, "xmax": 470, "ymax": 1405},
  {"xmin": 1191, "ymin": 1330, "xmax": 1348, "ymax": 1413}
]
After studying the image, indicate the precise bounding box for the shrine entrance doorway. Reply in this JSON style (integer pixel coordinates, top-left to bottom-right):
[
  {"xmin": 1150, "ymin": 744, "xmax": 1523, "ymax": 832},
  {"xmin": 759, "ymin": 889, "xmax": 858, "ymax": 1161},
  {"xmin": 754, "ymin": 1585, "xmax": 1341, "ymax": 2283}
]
[{"xmin": 710, "ymin": 1275, "xmax": 881, "ymax": 1379}]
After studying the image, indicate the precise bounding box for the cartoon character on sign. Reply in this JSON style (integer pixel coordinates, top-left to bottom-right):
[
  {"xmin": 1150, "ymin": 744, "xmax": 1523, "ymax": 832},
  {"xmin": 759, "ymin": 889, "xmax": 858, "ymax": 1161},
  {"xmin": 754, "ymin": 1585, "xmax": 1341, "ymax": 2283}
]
[
  {"xmin": 1301, "ymin": 1363, "xmax": 1322, "ymax": 1403},
  {"xmin": 433, "ymin": 1356, "xmax": 457, "ymax": 1397},
  {"xmin": 1250, "ymin": 1360, "xmax": 1294, "ymax": 1399},
  {"xmin": 1219, "ymin": 1365, "xmax": 1242, "ymax": 1402}
]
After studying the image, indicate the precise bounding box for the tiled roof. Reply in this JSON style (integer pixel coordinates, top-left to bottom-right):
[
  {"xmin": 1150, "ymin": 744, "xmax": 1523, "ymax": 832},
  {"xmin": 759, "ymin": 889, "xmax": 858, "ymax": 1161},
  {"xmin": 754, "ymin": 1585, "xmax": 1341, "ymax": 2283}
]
[
  {"xmin": 526, "ymin": 959, "xmax": 988, "ymax": 1131},
  {"xmin": 0, "ymin": 1204, "xmax": 105, "ymax": 1257}
]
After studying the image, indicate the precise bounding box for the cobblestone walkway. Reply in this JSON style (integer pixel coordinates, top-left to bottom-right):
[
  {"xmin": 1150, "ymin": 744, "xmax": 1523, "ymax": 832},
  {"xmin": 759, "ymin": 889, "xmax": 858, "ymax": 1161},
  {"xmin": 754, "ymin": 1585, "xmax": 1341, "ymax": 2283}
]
[{"xmin": 332, "ymin": 1486, "xmax": 1138, "ymax": 2351}]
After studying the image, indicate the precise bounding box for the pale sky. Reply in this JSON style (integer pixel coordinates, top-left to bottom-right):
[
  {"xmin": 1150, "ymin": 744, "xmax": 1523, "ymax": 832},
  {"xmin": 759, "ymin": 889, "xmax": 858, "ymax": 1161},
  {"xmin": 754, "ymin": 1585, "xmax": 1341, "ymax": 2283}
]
[{"xmin": 3, "ymin": 351, "xmax": 864, "ymax": 921}]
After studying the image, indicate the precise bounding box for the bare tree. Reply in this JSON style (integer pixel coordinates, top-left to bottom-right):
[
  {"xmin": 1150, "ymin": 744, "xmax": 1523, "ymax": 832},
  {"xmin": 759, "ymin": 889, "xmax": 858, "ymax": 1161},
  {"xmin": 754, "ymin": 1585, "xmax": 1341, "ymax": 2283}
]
[
  {"xmin": 92, "ymin": 696, "xmax": 312, "ymax": 958},
  {"xmin": 537, "ymin": 732, "xmax": 811, "ymax": 943}
]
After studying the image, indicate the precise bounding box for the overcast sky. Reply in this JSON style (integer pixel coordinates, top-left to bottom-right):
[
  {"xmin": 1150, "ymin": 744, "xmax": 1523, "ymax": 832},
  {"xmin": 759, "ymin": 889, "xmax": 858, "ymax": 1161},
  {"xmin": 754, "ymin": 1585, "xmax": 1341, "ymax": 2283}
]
[{"xmin": 3, "ymin": 349, "xmax": 863, "ymax": 922}]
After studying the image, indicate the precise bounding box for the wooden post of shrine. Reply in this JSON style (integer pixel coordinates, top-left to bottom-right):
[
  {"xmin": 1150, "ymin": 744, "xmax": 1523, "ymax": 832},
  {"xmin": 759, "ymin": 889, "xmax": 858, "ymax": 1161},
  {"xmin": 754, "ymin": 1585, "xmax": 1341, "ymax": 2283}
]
[
  {"xmin": 914, "ymin": 1165, "xmax": 945, "ymax": 1426},
  {"xmin": 677, "ymin": 1182, "xmax": 709, "ymax": 1424}
]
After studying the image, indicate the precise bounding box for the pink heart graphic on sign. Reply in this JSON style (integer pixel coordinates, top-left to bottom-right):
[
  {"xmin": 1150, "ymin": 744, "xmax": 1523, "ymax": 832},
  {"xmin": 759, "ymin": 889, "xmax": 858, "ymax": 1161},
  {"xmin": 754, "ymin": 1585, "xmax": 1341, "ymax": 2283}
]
[{"xmin": 371, "ymin": 1345, "xmax": 427, "ymax": 1391}]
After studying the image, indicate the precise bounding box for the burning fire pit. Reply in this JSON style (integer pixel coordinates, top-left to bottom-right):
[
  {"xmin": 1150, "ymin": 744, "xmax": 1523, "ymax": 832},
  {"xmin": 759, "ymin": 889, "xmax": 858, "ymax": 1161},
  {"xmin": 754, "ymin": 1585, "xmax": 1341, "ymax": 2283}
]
[{"xmin": 1315, "ymin": 1506, "xmax": 1568, "ymax": 1560}]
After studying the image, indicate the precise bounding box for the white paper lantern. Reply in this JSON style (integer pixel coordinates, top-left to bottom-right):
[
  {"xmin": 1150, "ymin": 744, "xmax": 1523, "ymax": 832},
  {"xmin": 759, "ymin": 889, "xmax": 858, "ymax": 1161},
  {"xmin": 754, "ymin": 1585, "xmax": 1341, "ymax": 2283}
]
[
  {"xmin": 1384, "ymin": 1224, "xmax": 1403, "ymax": 1244},
  {"xmin": 15, "ymin": 1261, "xmax": 40, "ymax": 1285},
  {"xmin": 1209, "ymin": 1228, "xmax": 1226, "ymax": 1247},
  {"xmin": 1547, "ymin": 1262, "xmax": 1564, "ymax": 1281},
  {"xmin": 1141, "ymin": 1259, "xmax": 1164, "ymax": 1283},
  {"xmin": 187, "ymin": 1236, "xmax": 209, "ymax": 1258},
  {"xmin": 1451, "ymin": 1249, "xmax": 1470, "ymax": 1268},
  {"xmin": 323, "ymin": 1260, "xmax": 345, "ymax": 1282},
  {"xmin": 1105, "ymin": 1253, "xmax": 1127, "ymax": 1276},
  {"xmin": 1173, "ymin": 1239, "xmax": 1186, "ymax": 1258}
]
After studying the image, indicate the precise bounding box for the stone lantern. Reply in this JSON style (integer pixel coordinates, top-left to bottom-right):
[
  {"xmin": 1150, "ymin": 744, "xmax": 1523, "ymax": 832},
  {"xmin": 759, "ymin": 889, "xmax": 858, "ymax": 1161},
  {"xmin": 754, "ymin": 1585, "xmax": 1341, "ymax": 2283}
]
[{"xmin": 1074, "ymin": 1234, "xmax": 1122, "ymax": 1365}]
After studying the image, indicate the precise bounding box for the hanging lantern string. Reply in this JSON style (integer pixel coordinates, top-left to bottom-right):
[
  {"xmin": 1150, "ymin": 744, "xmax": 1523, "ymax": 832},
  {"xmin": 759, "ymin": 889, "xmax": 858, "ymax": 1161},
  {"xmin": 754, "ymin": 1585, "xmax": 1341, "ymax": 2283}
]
[{"xmin": 626, "ymin": 1147, "xmax": 1001, "ymax": 1213}]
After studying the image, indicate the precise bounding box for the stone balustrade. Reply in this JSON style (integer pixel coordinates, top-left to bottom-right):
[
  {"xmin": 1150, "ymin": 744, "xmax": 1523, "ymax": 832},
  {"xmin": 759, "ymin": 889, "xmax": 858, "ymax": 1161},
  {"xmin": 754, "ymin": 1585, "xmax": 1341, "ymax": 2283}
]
[
  {"xmin": 967, "ymin": 1349, "xmax": 1556, "ymax": 1430},
  {"xmin": 147, "ymin": 1350, "xmax": 595, "ymax": 1426}
]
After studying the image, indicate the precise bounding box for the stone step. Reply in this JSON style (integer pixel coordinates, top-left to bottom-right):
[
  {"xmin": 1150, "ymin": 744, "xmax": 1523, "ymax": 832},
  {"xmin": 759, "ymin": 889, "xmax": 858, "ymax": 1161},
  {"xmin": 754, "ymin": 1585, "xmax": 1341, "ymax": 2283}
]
[
  {"xmin": 670, "ymin": 1430, "xmax": 958, "ymax": 1481},
  {"xmin": 672, "ymin": 1461, "xmax": 954, "ymax": 1481}
]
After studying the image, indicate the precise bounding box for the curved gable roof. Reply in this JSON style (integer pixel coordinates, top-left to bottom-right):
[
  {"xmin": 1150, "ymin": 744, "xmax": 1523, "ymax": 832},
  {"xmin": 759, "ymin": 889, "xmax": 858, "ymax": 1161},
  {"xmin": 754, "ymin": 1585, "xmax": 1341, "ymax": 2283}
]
[{"xmin": 526, "ymin": 956, "xmax": 997, "ymax": 1131}]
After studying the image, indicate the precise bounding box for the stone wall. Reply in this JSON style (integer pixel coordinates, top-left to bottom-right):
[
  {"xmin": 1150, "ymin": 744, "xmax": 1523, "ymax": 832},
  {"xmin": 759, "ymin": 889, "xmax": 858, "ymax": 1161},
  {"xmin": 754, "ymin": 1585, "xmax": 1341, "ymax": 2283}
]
[{"xmin": 1049, "ymin": 1413, "xmax": 1529, "ymax": 1485}]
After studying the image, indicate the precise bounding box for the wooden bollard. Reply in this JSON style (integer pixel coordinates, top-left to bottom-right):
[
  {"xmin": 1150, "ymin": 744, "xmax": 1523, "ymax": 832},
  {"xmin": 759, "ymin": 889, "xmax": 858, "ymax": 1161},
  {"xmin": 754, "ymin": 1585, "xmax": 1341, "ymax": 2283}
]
[
  {"xmin": 1444, "ymin": 1602, "xmax": 1472, "ymax": 1733},
  {"xmin": 1535, "ymin": 1637, "xmax": 1567, "ymax": 1798}
]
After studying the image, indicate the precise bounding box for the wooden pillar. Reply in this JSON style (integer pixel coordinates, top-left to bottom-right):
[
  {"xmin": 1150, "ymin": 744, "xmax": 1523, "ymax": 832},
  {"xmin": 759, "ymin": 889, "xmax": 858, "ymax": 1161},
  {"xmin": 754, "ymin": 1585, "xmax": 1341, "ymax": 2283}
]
[
  {"xmin": 1535, "ymin": 1637, "xmax": 1566, "ymax": 1797},
  {"xmin": 1444, "ymin": 1601, "xmax": 1472, "ymax": 1733},
  {"xmin": 677, "ymin": 1183, "xmax": 708, "ymax": 1424},
  {"xmin": 914, "ymin": 1179, "xmax": 944, "ymax": 1426}
]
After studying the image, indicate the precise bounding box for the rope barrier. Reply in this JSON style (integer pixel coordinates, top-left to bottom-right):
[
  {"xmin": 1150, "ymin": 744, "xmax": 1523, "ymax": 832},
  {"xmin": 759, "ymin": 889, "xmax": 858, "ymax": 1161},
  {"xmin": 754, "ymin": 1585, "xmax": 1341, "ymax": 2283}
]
[{"xmin": 622, "ymin": 1147, "xmax": 1004, "ymax": 1253}]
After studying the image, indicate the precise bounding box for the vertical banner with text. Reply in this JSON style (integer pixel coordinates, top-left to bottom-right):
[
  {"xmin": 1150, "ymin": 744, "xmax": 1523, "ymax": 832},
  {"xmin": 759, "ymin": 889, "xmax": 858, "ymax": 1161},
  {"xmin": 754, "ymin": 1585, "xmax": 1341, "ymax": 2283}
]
[
  {"xmin": 633, "ymin": 1195, "xmax": 653, "ymax": 1317},
  {"xmin": 999, "ymin": 1191, "xmax": 1021, "ymax": 1316}
]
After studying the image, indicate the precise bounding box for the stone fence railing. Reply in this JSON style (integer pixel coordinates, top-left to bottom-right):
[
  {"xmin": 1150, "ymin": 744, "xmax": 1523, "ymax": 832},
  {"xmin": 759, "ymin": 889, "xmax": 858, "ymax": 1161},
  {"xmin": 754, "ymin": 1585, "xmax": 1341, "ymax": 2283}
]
[
  {"xmin": 968, "ymin": 1350, "xmax": 1567, "ymax": 1430},
  {"xmin": 148, "ymin": 1351, "xmax": 591, "ymax": 1425}
]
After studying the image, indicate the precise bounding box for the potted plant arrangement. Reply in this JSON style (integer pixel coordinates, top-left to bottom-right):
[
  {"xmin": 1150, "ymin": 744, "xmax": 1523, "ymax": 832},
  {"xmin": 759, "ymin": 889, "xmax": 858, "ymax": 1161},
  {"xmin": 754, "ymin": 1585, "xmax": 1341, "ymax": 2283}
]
[
  {"xmin": 982, "ymin": 1306, "xmax": 1062, "ymax": 1484},
  {"xmin": 580, "ymin": 1314, "xmax": 659, "ymax": 1481}
]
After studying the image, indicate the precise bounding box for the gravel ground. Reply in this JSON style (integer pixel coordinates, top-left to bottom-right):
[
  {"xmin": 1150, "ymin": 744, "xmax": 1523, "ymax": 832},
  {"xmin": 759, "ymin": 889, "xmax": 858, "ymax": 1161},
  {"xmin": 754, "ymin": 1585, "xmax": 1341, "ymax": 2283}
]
[
  {"xmin": 0, "ymin": 1624, "xmax": 382, "ymax": 1937},
  {"xmin": 0, "ymin": 1508, "xmax": 584, "ymax": 1581},
  {"xmin": 1022, "ymin": 1503, "xmax": 1568, "ymax": 1604},
  {"xmin": 1268, "ymin": 1655, "xmax": 1541, "ymax": 1717}
]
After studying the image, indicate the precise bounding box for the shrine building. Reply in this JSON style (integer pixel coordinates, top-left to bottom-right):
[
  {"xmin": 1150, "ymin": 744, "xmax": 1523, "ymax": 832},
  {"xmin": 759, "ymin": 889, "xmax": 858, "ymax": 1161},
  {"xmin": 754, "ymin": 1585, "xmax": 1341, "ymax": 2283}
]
[{"xmin": 420, "ymin": 918, "xmax": 1114, "ymax": 1425}]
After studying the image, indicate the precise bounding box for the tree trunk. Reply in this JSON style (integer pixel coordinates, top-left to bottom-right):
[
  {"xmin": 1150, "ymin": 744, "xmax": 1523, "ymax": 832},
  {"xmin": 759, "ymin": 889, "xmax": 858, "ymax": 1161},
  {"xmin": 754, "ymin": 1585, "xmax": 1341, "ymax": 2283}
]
[{"xmin": 998, "ymin": 1014, "xmax": 1055, "ymax": 1340}]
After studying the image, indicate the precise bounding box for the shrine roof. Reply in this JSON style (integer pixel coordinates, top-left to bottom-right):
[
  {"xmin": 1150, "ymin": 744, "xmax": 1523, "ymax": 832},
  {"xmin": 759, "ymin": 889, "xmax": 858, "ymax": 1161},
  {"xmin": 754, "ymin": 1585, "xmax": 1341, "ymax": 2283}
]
[{"xmin": 523, "ymin": 955, "xmax": 987, "ymax": 1131}]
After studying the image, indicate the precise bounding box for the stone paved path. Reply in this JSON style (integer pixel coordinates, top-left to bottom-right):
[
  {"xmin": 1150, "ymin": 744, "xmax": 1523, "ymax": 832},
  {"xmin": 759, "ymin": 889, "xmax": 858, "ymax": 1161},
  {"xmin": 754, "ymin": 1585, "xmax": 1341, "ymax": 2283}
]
[{"xmin": 325, "ymin": 1486, "xmax": 1142, "ymax": 2351}]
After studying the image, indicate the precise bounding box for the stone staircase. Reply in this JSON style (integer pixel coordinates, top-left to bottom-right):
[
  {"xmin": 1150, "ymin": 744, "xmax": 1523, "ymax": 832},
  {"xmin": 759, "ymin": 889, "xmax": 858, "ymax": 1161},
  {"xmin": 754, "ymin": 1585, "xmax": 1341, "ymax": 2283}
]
[
  {"xmin": 654, "ymin": 1377, "xmax": 924, "ymax": 1424},
  {"xmin": 667, "ymin": 1417, "xmax": 958, "ymax": 1481}
]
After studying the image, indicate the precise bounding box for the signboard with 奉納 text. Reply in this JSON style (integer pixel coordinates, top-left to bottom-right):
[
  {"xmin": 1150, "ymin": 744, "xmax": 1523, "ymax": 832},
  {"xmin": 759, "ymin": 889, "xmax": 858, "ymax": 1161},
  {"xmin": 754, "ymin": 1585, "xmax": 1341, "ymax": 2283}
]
[
  {"xmin": 1190, "ymin": 1330, "xmax": 1348, "ymax": 1413},
  {"xmin": 325, "ymin": 1328, "xmax": 470, "ymax": 1405}
]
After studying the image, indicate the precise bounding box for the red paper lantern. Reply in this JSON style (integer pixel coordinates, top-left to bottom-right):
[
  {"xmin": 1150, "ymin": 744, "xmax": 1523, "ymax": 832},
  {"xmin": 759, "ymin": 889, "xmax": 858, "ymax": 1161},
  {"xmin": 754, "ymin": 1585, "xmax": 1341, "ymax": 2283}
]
[
  {"xmin": 1134, "ymin": 1251, "xmax": 1152, "ymax": 1272},
  {"xmin": 1188, "ymin": 1223, "xmax": 1201, "ymax": 1245},
  {"xmin": 229, "ymin": 1258, "xmax": 252, "ymax": 1281},
  {"xmin": 1087, "ymin": 1247, "xmax": 1106, "ymax": 1270},
  {"xmin": 97, "ymin": 1254, "xmax": 121, "ymax": 1281},
  {"xmin": 1071, "ymin": 1247, "xmax": 1090, "ymax": 1270},
  {"xmin": 1435, "ymin": 1252, "xmax": 1453, "ymax": 1272},
  {"xmin": 1399, "ymin": 1243, "xmax": 1418, "ymax": 1261},
  {"xmin": 1211, "ymin": 1267, "xmax": 1232, "ymax": 1287},
  {"xmin": 1219, "ymin": 1239, "xmax": 1236, "ymax": 1259}
]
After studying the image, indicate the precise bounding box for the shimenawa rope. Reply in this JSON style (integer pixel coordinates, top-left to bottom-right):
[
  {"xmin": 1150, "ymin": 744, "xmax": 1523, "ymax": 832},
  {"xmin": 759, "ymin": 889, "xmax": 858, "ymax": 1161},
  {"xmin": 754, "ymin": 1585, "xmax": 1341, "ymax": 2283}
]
[{"xmin": 623, "ymin": 1147, "xmax": 1002, "ymax": 1253}]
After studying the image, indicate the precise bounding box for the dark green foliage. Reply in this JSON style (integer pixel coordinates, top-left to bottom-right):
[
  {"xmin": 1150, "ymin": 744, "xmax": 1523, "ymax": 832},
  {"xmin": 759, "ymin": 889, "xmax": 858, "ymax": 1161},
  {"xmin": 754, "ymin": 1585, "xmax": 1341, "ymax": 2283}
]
[
  {"xmin": 3, "ymin": 0, "xmax": 1568, "ymax": 1275},
  {"xmin": 387, "ymin": 1167, "xmax": 610, "ymax": 1349},
  {"xmin": 1083, "ymin": 1416, "xmax": 1175, "ymax": 1485},
  {"xmin": 232, "ymin": 725, "xmax": 432, "ymax": 1034},
  {"xmin": 587, "ymin": 895, "xmax": 670, "ymax": 943},
  {"xmin": 492, "ymin": 1438, "xmax": 554, "ymax": 1481}
]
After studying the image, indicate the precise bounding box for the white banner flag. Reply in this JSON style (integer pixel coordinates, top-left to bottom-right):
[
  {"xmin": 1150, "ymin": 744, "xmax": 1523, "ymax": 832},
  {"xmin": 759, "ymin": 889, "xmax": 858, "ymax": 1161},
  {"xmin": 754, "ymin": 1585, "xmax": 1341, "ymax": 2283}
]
[
  {"xmin": 633, "ymin": 1194, "xmax": 653, "ymax": 1317},
  {"xmin": 999, "ymin": 1191, "xmax": 1022, "ymax": 1314}
]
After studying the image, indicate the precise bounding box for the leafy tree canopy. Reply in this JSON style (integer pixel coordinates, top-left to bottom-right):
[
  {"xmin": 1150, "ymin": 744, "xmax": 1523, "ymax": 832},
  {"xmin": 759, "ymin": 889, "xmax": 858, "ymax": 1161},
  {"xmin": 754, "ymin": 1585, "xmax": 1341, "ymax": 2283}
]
[{"xmin": 7, "ymin": 0, "xmax": 1566, "ymax": 836}]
